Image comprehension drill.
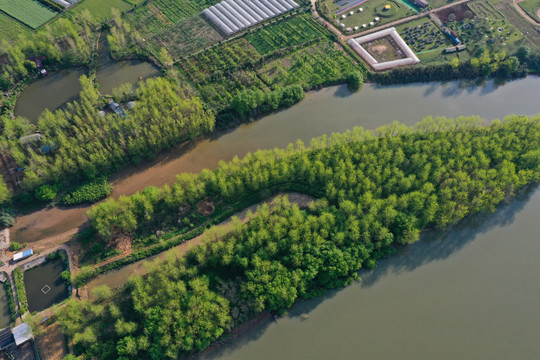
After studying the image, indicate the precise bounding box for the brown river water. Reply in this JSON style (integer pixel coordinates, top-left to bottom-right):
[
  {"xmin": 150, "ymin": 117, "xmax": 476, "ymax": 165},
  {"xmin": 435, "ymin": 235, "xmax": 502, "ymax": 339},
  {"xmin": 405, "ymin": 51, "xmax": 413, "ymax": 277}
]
[
  {"xmin": 10, "ymin": 70, "xmax": 540, "ymax": 358},
  {"xmin": 11, "ymin": 76, "xmax": 540, "ymax": 244}
]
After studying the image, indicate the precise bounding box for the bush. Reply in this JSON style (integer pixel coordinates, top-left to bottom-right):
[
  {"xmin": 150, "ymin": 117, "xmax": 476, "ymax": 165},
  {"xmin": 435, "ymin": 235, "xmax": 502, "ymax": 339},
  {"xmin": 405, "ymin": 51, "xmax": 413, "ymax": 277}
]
[
  {"xmin": 347, "ymin": 72, "xmax": 364, "ymax": 92},
  {"xmin": 73, "ymin": 266, "xmax": 97, "ymax": 288},
  {"xmin": 0, "ymin": 209, "xmax": 15, "ymax": 228},
  {"xmin": 62, "ymin": 270, "xmax": 71, "ymax": 285},
  {"xmin": 62, "ymin": 177, "xmax": 113, "ymax": 205},
  {"xmin": 47, "ymin": 251, "xmax": 58, "ymax": 260},
  {"xmin": 9, "ymin": 242, "xmax": 22, "ymax": 252},
  {"xmin": 35, "ymin": 184, "xmax": 60, "ymax": 202}
]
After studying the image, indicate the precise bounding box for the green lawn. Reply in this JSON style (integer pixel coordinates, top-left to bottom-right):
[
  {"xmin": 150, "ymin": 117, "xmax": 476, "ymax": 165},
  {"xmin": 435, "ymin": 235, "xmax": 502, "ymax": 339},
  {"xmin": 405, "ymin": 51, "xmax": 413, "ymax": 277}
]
[
  {"xmin": 0, "ymin": 0, "xmax": 57, "ymax": 29},
  {"xmin": 336, "ymin": 0, "xmax": 416, "ymax": 33},
  {"xmin": 0, "ymin": 11, "xmax": 32, "ymax": 41},
  {"xmin": 518, "ymin": 0, "xmax": 540, "ymax": 22},
  {"xmin": 70, "ymin": 0, "xmax": 131, "ymax": 20}
]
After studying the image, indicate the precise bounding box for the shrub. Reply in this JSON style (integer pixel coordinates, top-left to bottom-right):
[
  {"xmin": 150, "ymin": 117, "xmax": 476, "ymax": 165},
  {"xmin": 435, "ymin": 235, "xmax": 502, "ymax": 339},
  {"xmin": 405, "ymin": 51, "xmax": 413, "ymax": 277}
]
[
  {"xmin": 9, "ymin": 242, "xmax": 22, "ymax": 252},
  {"xmin": 62, "ymin": 177, "xmax": 113, "ymax": 205},
  {"xmin": 35, "ymin": 184, "xmax": 60, "ymax": 202},
  {"xmin": 0, "ymin": 209, "xmax": 15, "ymax": 228},
  {"xmin": 61, "ymin": 270, "xmax": 71, "ymax": 285},
  {"xmin": 347, "ymin": 72, "xmax": 364, "ymax": 92}
]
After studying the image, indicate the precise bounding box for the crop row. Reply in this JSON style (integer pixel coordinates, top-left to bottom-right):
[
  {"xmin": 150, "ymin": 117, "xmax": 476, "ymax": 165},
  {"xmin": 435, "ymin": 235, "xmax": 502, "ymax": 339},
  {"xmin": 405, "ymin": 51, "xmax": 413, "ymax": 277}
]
[
  {"xmin": 0, "ymin": 0, "xmax": 57, "ymax": 29},
  {"xmin": 247, "ymin": 15, "xmax": 325, "ymax": 55}
]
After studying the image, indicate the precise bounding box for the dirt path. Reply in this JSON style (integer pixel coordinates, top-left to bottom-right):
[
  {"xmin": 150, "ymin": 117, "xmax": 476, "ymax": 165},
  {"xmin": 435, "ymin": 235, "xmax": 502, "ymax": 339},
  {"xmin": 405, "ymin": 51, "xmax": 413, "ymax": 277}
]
[
  {"xmin": 513, "ymin": 0, "xmax": 540, "ymax": 26},
  {"xmin": 84, "ymin": 193, "xmax": 315, "ymax": 295}
]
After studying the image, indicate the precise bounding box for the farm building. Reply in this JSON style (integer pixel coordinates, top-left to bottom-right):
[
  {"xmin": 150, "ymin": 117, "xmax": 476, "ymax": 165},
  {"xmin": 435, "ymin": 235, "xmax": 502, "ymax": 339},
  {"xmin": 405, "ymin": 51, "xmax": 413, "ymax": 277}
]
[
  {"xmin": 203, "ymin": 0, "xmax": 300, "ymax": 35},
  {"xmin": 19, "ymin": 134, "xmax": 42, "ymax": 145},
  {"xmin": 412, "ymin": 0, "xmax": 428, "ymax": 8},
  {"xmin": 13, "ymin": 249, "xmax": 33, "ymax": 262}
]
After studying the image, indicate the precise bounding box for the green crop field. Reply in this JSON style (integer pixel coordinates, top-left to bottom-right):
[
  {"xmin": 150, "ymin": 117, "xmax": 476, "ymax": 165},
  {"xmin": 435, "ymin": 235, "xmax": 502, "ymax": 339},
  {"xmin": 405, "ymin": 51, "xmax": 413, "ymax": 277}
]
[
  {"xmin": 517, "ymin": 0, "xmax": 540, "ymax": 22},
  {"xmin": 122, "ymin": 0, "xmax": 222, "ymax": 59},
  {"xmin": 71, "ymin": 0, "xmax": 131, "ymax": 21},
  {"xmin": 0, "ymin": 0, "xmax": 57, "ymax": 29},
  {"xmin": 0, "ymin": 11, "xmax": 32, "ymax": 41},
  {"xmin": 246, "ymin": 15, "xmax": 326, "ymax": 55}
]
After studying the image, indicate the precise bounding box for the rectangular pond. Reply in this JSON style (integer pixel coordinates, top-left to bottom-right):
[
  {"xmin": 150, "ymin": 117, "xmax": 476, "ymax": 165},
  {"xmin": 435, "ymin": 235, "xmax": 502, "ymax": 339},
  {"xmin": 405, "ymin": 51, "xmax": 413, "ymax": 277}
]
[
  {"xmin": 24, "ymin": 258, "xmax": 69, "ymax": 313},
  {"xmin": 0, "ymin": 282, "xmax": 12, "ymax": 328}
]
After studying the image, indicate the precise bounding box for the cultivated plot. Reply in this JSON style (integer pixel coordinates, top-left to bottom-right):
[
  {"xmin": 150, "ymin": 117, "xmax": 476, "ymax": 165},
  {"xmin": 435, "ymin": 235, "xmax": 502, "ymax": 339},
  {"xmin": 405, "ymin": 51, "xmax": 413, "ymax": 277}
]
[{"xmin": 0, "ymin": 0, "xmax": 57, "ymax": 29}]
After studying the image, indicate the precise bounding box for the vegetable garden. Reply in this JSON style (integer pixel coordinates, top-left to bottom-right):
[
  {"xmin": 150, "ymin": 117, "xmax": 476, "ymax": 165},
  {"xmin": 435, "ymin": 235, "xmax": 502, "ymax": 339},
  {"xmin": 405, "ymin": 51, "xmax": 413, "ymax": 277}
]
[
  {"xmin": 0, "ymin": 0, "xmax": 57, "ymax": 29},
  {"xmin": 122, "ymin": 0, "xmax": 223, "ymax": 58},
  {"xmin": 247, "ymin": 15, "xmax": 326, "ymax": 55}
]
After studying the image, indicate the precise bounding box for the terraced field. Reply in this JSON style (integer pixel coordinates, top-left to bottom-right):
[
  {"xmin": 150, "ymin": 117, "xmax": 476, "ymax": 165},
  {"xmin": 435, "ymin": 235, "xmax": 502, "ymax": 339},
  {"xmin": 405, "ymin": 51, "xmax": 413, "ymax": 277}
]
[{"xmin": 0, "ymin": 0, "xmax": 57, "ymax": 28}]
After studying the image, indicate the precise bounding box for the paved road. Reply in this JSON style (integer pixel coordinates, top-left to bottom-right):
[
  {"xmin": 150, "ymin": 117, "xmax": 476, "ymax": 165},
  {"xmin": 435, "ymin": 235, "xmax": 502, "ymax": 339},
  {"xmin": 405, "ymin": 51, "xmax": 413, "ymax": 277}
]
[{"xmin": 513, "ymin": 0, "xmax": 540, "ymax": 26}]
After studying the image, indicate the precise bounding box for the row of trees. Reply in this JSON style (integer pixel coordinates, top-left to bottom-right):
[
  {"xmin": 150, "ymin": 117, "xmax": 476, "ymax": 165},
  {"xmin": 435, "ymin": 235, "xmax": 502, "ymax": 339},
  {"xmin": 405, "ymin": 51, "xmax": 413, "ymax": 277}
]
[
  {"xmin": 372, "ymin": 49, "xmax": 529, "ymax": 84},
  {"xmin": 57, "ymin": 116, "xmax": 540, "ymax": 358}
]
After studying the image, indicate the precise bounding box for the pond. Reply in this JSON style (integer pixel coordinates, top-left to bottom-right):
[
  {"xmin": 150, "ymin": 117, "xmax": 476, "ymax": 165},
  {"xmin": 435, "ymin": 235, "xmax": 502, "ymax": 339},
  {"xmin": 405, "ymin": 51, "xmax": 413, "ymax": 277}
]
[
  {"xmin": 14, "ymin": 34, "xmax": 159, "ymax": 124},
  {"xmin": 23, "ymin": 258, "xmax": 69, "ymax": 313},
  {"xmin": 14, "ymin": 68, "xmax": 85, "ymax": 125},
  {"xmin": 196, "ymin": 184, "xmax": 540, "ymax": 360},
  {"xmin": 0, "ymin": 282, "xmax": 11, "ymax": 329},
  {"xmin": 11, "ymin": 76, "xmax": 540, "ymax": 244},
  {"xmin": 95, "ymin": 35, "xmax": 160, "ymax": 95}
]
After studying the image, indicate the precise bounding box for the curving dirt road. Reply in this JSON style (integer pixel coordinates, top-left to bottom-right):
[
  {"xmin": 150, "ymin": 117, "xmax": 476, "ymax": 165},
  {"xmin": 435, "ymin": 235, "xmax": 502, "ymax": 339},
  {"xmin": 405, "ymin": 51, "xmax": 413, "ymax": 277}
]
[{"xmin": 513, "ymin": 0, "xmax": 540, "ymax": 26}]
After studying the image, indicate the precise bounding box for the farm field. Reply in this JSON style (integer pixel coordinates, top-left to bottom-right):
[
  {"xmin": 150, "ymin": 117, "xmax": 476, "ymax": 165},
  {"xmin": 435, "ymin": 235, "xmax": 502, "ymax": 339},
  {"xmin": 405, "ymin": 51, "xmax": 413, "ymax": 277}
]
[
  {"xmin": 396, "ymin": 17, "xmax": 455, "ymax": 61},
  {"xmin": 258, "ymin": 41, "xmax": 359, "ymax": 88},
  {"xmin": 122, "ymin": 0, "xmax": 222, "ymax": 59},
  {"xmin": 447, "ymin": 0, "xmax": 527, "ymax": 54},
  {"xmin": 337, "ymin": 0, "xmax": 416, "ymax": 33},
  {"xmin": 0, "ymin": 11, "xmax": 32, "ymax": 41},
  {"xmin": 246, "ymin": 15, "xmax": 326, "ymax": 55},
  {"xmin": 490, "ymin": 0, "xmax": 540, "ymax": 46},
  {"xmin": 0, "ymin": 0, "xmax": 57, "ymax": 28},
  {"xmin": 517, "ymin": 0, "xmax": 540, "ymax": 22},
  {"xmin": 70, "ymin": 0, "xmax": 132, "ymax": 21}
]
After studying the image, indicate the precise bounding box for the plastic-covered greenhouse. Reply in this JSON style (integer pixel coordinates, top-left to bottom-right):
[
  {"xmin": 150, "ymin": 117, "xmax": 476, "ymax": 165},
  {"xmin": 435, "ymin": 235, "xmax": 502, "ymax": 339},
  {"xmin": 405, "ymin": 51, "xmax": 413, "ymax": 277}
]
[{"xmin": 203, "ymin": 0, "xmax": 300, "ymax": 35}]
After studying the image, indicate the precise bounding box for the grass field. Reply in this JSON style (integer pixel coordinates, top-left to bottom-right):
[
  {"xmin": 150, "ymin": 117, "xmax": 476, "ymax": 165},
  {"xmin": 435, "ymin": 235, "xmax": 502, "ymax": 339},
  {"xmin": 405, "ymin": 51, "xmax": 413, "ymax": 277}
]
[
  {"xmin": 0, "ymin": 11, "xmax": 32, "ymax": 41},
  {"xmin": 246, "ymin": 15, "xmax": 326, "ymax": 55},
  {"xmin": 0, "ymin": 0, "xmax": 57, "ymax": 28},
  {"xmin": 337, "ymin": 0, "xmax": 416, "ymax": 32},
  {"xmin": 517, "ymin": 0, "xmax": 540, "ymax": 22},
  {"xmin": 70, "ymin": 0, "xmax": 131, "ymax": 21}
]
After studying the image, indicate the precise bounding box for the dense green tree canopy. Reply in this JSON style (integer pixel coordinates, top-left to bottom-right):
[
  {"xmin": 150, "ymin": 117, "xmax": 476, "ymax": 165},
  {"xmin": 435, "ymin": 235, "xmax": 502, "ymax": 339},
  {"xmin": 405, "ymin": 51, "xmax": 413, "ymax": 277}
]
[{"xmin": 58, "ymin": 116, "xmax": 540, "ymax": 359}]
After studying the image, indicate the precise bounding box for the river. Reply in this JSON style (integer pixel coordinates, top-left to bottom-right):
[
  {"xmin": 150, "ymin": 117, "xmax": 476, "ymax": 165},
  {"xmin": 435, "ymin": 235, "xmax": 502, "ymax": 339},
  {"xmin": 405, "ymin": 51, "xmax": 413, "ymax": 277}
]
[
  {"xmin": 11, "ymin": 76, "xmax": 540, "ymax": 244},
  {"xmin": 197, "ymin": 184, "xmax": 540, "ymax": 360}
]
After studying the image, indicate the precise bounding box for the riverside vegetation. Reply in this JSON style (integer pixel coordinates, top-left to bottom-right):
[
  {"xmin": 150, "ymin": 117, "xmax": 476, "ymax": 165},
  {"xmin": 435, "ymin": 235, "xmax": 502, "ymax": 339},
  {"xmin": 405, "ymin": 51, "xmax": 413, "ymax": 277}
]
[{"xmin": 56, "ymin": 117, "xmax": 540, "ymax": 359}]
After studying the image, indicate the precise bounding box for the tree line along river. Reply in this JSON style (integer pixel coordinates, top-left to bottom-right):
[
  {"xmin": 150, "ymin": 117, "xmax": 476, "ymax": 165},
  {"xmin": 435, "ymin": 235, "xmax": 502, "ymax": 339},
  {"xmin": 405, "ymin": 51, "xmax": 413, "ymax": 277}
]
[{"xmin": 9, "ymin": 67, "xmax": 540, "ymax": 358}]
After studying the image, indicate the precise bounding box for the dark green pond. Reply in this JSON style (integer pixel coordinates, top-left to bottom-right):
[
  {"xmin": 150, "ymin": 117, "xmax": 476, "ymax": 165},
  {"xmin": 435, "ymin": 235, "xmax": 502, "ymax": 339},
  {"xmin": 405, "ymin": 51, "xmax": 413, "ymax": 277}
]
[
  {"xmin": 0, "ymin": 283, "xmax": 11, "ymax": 328},
  {"xmin": 24, "ymin": 258, "xmax": 69, "ymax": 313}
]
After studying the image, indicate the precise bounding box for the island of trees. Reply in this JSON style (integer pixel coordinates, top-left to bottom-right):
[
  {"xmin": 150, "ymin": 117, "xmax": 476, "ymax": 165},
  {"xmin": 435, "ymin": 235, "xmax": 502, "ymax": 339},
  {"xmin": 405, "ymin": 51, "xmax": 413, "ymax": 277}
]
[{"xmin": 55, "ymin": 116, "xmax": 540, "ymax": 359}]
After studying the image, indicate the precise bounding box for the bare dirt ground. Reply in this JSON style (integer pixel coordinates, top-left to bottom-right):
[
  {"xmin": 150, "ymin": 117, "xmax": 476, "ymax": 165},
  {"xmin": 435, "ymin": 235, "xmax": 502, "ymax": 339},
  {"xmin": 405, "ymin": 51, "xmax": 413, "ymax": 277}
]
[
  {"xmin": 0, "ymin": 341, "xmax": 37, "ymax": 360},
  {"xmin": 35, "ymin": 323, "xmax": 67, "ymax": 360}
]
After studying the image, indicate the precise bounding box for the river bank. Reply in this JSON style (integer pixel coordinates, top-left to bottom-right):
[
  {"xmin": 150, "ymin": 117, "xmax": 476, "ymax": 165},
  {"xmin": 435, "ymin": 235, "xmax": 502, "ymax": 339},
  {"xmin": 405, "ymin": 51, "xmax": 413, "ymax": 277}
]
[
  {"xmin": 194, "ymin": 184, "xmax": 540, "ymax": 360},
  {"xmin": 10, "ymin": 76, "xmax": 540, "ymax": 246}
]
